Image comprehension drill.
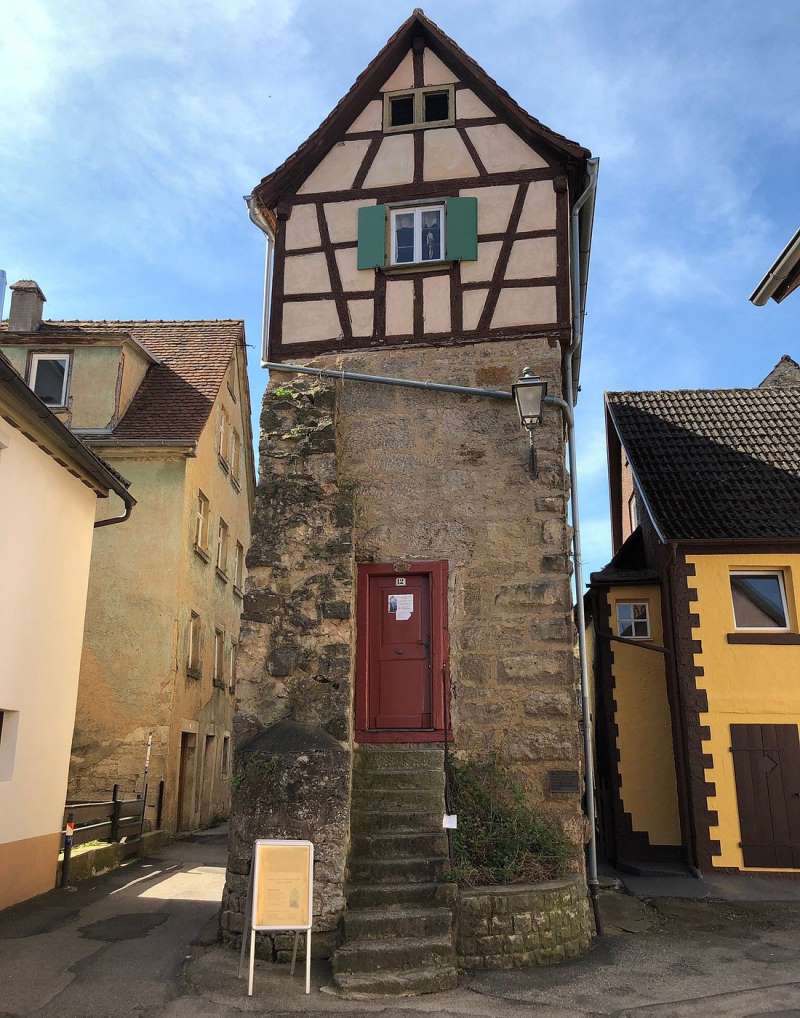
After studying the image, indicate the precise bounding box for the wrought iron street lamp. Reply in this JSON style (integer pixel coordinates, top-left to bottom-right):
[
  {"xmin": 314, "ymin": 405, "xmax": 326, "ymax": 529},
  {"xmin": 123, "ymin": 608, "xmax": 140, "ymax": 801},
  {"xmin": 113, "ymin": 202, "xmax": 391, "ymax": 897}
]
[{"xmin": 511, "ymin": 367, "xmax": 548, "ymax": 429}]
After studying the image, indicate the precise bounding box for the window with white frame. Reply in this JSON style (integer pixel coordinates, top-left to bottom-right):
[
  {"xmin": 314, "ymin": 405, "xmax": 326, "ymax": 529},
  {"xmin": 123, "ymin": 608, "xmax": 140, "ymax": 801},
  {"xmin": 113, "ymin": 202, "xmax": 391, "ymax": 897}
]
[
  {"xmin": 195, "ymin": 491, "xmax": 210, "ymax": 552},
  {"xmin": 234, "ymin": 541, "xmax": 245, "ymax": 591},
  {"xmin": 390, "ymin": 205, "xmax": 445, "ymax": 266},
  {"xmin": 217, "ymin": 408, "xmax": 230, "ymax": 467},
  {"xmin": 730, "ymin": 571, "xmax": 789, "ymax": 631},
  {"xmin": 229, "ymin": 641, "xmax": 237, "ymax": 693},
  {"xmin": 214, "ymin": 627, "xmax": 225, "ymax": 684},
  {"xmin": 628, "ymin": 491, "xmax": 639, "ymax": 531},
  {"xmin": 230, "ymin": 429, "xmax": 242, "ymax": 486},
  {"xmin": 187, "ymin": 612, "xmax": 203, "ymax": 676},
  {"xmin": 616, "ymin": 601, "xmax": 651, "ymax": 640},
  {"xmin": 216, "ymin": 518, "xmax": 229, "ymax": 576},
  {"xmin": 29, "ymin": 352, "xmax": 70, "ymax": 406}
]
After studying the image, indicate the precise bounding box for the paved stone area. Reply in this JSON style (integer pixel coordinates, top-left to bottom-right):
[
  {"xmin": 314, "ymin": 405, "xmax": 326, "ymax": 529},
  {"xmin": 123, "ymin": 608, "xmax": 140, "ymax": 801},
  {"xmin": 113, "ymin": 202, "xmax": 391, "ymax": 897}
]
[{"xmin": 2, "ymin": 831, "xmax": 800, "ymax": 1017}]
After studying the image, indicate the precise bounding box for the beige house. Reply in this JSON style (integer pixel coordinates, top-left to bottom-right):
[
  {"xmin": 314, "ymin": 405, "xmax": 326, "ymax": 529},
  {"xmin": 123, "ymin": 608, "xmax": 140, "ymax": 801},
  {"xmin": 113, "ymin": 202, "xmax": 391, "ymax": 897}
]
[
  {"xmin": 0, "ymin": 349, "xmax": 133, "ymax": 909},
  {"xmin": 1, "ymin": 280, "xmax": 255, "ymax": 833}
]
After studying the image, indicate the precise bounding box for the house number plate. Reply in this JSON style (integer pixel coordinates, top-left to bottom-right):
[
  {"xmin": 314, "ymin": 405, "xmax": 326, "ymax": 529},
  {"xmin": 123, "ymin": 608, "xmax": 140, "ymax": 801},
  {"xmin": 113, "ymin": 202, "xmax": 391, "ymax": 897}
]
[{"xmin": 395, "ymin": 578, "xmax": 407, "ymax": 585}]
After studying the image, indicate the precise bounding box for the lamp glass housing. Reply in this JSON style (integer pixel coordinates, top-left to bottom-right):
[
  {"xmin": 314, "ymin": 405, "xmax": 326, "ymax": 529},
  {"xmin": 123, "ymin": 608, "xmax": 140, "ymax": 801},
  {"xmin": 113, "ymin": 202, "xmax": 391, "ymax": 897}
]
[{"xmin": 512, "ymin": 373, "xmax": 548, "ymax": 428}]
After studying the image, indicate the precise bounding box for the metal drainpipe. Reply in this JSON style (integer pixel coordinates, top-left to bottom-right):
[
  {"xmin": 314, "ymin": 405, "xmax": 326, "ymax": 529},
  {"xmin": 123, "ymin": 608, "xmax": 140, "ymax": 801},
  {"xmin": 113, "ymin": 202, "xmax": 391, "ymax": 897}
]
[
  {"xmin": 244, "ymin": 194, "xmax": 274, "ymax": 362},
  {"xmin": 564, "ymin": 159, "xmax": 602, "ymax": 931}
]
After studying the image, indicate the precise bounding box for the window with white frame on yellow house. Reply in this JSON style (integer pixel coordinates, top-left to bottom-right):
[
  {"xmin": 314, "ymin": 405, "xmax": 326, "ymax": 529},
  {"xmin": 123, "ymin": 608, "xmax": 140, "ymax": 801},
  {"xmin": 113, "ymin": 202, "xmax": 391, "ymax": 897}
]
[
  {"xmin": 187, "ymin": 611, "xmax": 203, "ymax": 678},
  {"xmin": 234, "ymin": 541, "xmax": 245, "ymax": 595},
  {"xmin": 213, "ymin": 627, "xmax": 225, "ymax": 687},
  {"xmin": 194, "ymin": 490, "xmax": 210, "ymax": 557},
  {"xmin": 29, "ymin": 352, "xmax": 71, "ymax": 407},
  {"xmin": 229, "ymin": 641, "xmax": 237, "ymax": 694},
  {"xmin": 617, "ymin": 601, "xmax": 651, "ymax": 639},
  {"xmin": 217, "ymin": 408, "xmax": 230, "ymax": 470},
  {"xmin": 730, "ymin": 571, "xmax": 790, "ymax": 631},
  {"xmin": 216, "ymin": 518, "xmax": 229, "ymax": 579},
  {"xmin": 230, "ymin": 428, "xmax": 242, "ymax": 489}
]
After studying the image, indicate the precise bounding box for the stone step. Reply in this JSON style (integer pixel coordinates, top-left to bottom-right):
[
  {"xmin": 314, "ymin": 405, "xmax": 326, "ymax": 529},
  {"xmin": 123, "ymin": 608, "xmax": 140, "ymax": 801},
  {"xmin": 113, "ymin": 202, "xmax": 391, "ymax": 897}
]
[
  {"xmin": 351, "ymin": 830, "xmax": 449, "ymax": 859},
  {"xmin": 350, "ymin": 789, "xmax": 443, "ymax": 812},
  {"xmin": 332, "ymin": 934, "xmax": 455, "ymax": 975},
  {"xmin": 333, "ymin": 964, "xmax": 459, "ymax": 999},
  {"xmin": 346, "ymin": 881, "xmax": 456, "ymax": 911},
  {"xmin": 343, "ymin": 907, "xmax": 452, "ymax": 941},
  {"xmin": 350, "ymin": 809, "xmax": 443, "ymax": 835},
  {"xmin": 353, "ymin": 768, "xmax": 445, "ymax": 792},
  {"xmin": 348, "ymin": 856, "xmax": 449, "ymax": 885},
  {"xmin": 354, "ymin": 747, "xmax": 445, "ymax": 772}
]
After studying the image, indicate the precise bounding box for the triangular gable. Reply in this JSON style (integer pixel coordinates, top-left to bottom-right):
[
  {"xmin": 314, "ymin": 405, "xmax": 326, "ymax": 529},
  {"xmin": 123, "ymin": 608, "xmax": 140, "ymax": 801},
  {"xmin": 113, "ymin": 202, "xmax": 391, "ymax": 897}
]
[{"xmin": 253, "ymin": 9, "xmax": 590, "ymax": 210}]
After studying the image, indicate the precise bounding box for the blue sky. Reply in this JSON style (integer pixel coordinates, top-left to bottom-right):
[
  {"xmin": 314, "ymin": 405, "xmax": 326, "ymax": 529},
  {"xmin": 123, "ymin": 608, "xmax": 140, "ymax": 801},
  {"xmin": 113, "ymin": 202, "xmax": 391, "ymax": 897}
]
[{"xmin": 2, "ymin": 0, "xmax": 798, "ymax": 576}]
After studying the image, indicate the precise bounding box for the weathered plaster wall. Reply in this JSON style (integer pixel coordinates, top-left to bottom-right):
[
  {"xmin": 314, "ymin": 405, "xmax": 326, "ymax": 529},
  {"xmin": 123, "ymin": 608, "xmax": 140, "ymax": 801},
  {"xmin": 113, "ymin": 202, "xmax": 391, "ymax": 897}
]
[
  {"xmin": 607, "ymin": 583, "xmax": 681, "ymax": 847},
  {"xmin": 686, "ymin": 552, "xmax": 800, "ymax": 871},
  {"xmin": 0, "ymin": 417, "xmax": 97, "ymax": 909},
  {"xmin": 68, "ymin": 453, "xmax": 186, "ymax": 810}
]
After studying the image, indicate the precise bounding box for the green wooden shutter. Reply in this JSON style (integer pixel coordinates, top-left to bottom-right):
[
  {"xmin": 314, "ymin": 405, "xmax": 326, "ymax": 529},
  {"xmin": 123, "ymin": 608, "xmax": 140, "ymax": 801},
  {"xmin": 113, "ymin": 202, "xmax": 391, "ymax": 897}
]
[
  {"xmin": 446, "ymin": 196, "xmax": 478, "ymax": 262},
  {"xmin": 357, "ymin": 205, "xmax": 387, "ymax": 269}
]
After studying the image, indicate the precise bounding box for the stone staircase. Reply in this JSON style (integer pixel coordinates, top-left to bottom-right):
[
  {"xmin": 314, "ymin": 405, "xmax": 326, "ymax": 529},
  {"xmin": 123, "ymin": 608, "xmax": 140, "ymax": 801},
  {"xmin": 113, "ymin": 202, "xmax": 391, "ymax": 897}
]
[{"xmin": 332, "ymin": 745, "xmax": 458, "ymax": 998}]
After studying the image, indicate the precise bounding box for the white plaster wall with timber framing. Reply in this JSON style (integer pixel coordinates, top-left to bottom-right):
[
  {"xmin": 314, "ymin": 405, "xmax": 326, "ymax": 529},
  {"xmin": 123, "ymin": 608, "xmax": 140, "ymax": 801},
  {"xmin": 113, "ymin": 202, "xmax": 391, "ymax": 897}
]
[{"xmin": 259, "ymin": 29, "xmax": 575, "ymax": 362}]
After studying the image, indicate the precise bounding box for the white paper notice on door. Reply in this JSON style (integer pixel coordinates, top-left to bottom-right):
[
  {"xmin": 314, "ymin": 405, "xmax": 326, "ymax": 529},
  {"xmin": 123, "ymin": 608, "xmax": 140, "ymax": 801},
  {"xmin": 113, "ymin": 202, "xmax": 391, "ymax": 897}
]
[{"xmin": 388, "ymin": 593, "xmax": 414, "ymax": 620}]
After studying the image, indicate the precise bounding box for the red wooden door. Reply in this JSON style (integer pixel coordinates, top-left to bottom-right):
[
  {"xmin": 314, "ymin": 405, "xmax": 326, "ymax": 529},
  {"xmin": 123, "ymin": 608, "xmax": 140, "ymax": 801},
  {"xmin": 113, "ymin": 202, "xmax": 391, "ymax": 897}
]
[
  {"xmin": 731, "ymin": 724, "xmax": 800, "ymax": 869},
  {"xmin": 368, "ymin": 574, "xmax": 432, "ymax": 729}
]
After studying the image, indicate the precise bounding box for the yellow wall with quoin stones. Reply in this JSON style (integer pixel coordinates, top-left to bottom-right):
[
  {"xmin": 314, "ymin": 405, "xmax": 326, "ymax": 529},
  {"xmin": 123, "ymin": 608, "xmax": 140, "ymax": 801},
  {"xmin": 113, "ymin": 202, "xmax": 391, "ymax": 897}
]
[{"xmin": 686, "ymin": 552, "xmax": 800, "ymax": 872}]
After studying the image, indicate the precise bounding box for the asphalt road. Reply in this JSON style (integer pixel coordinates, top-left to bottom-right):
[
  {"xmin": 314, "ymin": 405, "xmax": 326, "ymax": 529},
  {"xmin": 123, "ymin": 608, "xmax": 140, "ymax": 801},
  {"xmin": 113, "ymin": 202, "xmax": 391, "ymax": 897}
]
[{"xmin": 2, "ymin": 828, "xmax": 800, "ymax": 1017}]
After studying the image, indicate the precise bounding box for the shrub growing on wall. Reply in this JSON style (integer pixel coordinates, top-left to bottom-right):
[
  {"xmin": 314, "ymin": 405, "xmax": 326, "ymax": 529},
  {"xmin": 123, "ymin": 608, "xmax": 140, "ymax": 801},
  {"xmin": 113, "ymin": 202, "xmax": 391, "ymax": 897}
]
[{"xmin": 446, "ymin": 755, "xmax": 569, "ymax": 885}]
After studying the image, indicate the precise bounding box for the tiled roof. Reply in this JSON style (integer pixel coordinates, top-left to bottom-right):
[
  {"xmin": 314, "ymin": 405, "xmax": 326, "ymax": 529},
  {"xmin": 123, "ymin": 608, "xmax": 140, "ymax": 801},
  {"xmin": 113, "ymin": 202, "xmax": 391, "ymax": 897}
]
[
  {"xmin": 253, "ymin": 9, "xmax": 590, "ymax": 210},
  {"xmin": 2, "ymin": 319, "xmax": 243, "ymax": 442},
  {"xmin": 606, "ymin": 386, "xmax": 800, "ymax": 541}
]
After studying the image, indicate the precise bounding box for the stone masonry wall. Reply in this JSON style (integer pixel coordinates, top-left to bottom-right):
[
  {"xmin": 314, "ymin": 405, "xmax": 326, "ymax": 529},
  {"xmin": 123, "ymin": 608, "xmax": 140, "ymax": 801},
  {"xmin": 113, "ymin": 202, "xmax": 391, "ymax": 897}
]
[
  {"xmin": 457, "ymin": 877, "xmax": 593, "ymax": 969},
  {"xmin": 330, "ymin": 338, "xmax": 585, "ymax": 855},
  {"xmin": 222, "ymin": 378, "xmax": 355, "ymax": 958}
]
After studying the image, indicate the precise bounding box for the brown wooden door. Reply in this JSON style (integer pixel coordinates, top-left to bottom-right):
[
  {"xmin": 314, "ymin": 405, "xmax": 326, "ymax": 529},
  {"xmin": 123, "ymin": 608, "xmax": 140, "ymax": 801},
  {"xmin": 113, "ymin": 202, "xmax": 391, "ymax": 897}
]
[
  {"xmin": 731, "ymin": 723, "xmax": 800, "ymax": 868},
  {"xmin": 368, "ymin": 573, "xmax": 432, "ymax": 730}
]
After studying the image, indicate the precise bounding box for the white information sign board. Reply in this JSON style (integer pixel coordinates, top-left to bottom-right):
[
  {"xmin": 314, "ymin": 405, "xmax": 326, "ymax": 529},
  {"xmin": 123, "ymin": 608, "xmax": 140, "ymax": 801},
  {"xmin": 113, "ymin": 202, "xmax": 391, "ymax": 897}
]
[{"xmin": 238, "ymin": 839, "xmax": 314, "ymax": 996}]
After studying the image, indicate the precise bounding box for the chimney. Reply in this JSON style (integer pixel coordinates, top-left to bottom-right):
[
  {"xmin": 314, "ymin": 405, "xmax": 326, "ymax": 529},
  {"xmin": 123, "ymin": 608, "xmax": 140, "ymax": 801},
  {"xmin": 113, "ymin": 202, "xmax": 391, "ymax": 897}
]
[{"xmin": 9, "ymin": 279, "xmax": 46, "ymax": 332}]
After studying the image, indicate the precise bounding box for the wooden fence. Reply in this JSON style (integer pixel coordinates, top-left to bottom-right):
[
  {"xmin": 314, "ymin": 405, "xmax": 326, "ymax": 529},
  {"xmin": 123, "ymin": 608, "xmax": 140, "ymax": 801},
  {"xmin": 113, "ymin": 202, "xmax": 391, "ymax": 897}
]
[{"xmin": 61, "ymin": 780, "xmax": 164, "ymax": 850}]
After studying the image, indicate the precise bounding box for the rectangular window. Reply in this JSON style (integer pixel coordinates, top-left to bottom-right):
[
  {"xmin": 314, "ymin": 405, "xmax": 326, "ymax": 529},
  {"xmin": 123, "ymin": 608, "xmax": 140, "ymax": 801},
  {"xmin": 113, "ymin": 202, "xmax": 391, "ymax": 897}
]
[
  {"xmin": 731, "ymin": 571, "xmax": 789, "ymax": 631},
  {"xmin": 628, "ymin": 492, "xmax": 639, "ymax": 531},
  {"xmin": 188, "ymin": 612, "xmax": 203, "ymax": 677},
  {"xmin": 383, "ymin": 85, "xmax": 455, "ymax": 132},
  {"xmin": 234, "ymin": 541, "xmax": 245, "ymax": 591},
  {"xmin": 195, "ymin": 491, "xmax": 210, "ymax": 552},
  {"xmin": 218, "ymin": 409, "xmax": 230, "ymax": 468},
  {"xmin": 229, "ymin": 642, "xmax": 237, "ymax": 693},
  {"xmin": 214, "ymin": 628, "xmax": 225, "ymax": 685},
  {"xmin": 29, "ymin": 352, "xmax": 70, "ymax": 407},
  {"xmin": 390, "ymin": 205, "xmax": 445, "ymax": 266},
  {"xmin": 221, "ymin": 735, "xmax": 231, "ymax": 777},
  {"xmin": 216, "ymin": 518, "xmax": 229, "ymax": 577},
  {"xmin": 617, "ymin": 601, "xmax": 651, "ymax": 640},
  {"xmin": 230, "ymin": 429, "xmax": 242, "ymax": 486},
  {"xmin": 227, "ymin": 362, "xmax": 237, "ymax": 401},
  {"xmin": 0, "ymin": 709, "xmax": 20, "ymax": 781}
]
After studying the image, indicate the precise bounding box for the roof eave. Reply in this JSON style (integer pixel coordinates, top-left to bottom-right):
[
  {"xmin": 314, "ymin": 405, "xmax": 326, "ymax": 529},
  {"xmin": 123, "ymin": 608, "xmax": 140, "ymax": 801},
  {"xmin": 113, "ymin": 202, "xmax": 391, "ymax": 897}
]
[{"xmin": 749, "ymin": 227, "xmax": 800, "ymax": 305}]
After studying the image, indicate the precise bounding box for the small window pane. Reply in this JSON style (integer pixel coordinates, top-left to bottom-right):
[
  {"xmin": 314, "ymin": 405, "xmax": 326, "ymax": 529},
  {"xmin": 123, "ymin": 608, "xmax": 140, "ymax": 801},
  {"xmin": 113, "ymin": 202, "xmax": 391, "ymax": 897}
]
[
  {"xmin": 424, "ymin": 91, "xmax": 449, "ymax": 122},
  {"xmin": 394, "ymin": 212, "xmax": 415, "ymax": 263},
  {"xmin": 616, "ymin": 602, "xmax": 650, "ymax": 639},
  {"xmin": 731, "ymin": 573, "xmax": 787, "ymax": 629},
  {"xmin": 420, "ymin": 209, "xmax": 441, "ymax": 261},
  {"xmin": 33, "ymin": 358, "xmax": 67, "ymax": 405},
  {"xmin": 390, "ymin": 95, "xmax": 414, "ymax": 127}
]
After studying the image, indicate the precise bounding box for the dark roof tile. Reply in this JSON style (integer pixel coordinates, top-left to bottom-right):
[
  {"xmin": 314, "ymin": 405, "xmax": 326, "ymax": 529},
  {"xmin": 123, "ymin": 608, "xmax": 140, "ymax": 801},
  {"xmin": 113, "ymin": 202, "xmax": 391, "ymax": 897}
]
[{"xmin": 607, "ymin": 386, "xmax": 800, "ymax": 541}]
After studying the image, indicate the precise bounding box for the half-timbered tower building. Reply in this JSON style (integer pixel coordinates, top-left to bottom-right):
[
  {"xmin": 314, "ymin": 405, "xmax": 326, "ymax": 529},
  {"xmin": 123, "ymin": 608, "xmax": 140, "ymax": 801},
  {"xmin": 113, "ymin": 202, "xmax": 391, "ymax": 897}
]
[{"xmin": 224, "ymin": 10, "xmax": 598, "ymax": 992}]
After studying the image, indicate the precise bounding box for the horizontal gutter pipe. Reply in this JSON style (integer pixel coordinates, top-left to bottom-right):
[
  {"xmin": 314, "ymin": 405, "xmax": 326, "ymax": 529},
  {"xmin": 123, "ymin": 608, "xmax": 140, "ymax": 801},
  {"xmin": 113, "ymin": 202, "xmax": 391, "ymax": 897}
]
[{"xmin": 94, "ymin": 497, "xmax": 135, "ymax": 528}]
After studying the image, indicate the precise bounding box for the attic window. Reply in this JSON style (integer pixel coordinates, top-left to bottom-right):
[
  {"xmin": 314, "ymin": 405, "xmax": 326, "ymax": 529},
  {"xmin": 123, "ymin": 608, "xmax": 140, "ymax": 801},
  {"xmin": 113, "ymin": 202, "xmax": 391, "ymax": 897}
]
[{"xmin": 383, "ymin": 85, "xmax": 455, "ymax": 133}]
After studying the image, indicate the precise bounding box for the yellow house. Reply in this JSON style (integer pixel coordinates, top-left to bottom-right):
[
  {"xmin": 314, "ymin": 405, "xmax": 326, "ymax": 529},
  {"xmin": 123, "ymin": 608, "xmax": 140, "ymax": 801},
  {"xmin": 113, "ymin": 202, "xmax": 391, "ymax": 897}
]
[
  {"xmin": 588, "ymin": 355, "xmax": 800, "ymax": 876},
  {"xmin": 1, "ymin": 280, "xmax": 255, "ymax": 834},
  {"xmin": 0, "ymin": 349, "xmax": 133, "ymax": 909}
]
